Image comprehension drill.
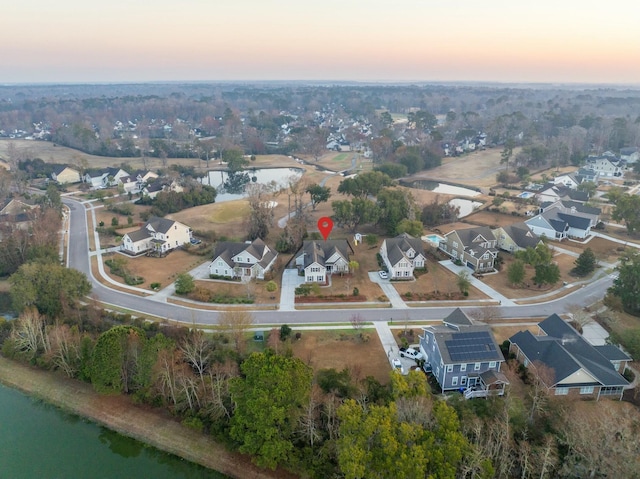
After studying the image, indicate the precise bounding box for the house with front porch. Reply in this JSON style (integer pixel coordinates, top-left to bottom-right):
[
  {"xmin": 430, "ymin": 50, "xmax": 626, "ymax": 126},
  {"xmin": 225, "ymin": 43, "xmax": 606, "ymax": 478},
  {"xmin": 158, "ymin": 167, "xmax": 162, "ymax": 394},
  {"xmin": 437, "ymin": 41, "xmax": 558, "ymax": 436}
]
[
  {"xmin": 121, "ymin": 216, "xmax": 192, "ymax": 255},
  {"xmin": 419, "ymin": 308, "xmax": 507, "ymax": 396},
  {"xmin": 379, "ymin": 233, "xmax": 426, "ymax": 280},
  {"xmin": 439, "ymin": 226, "xmax": 498, "ymax": 272},
  {"xmin": 209, "ymin": 238, "xmax": 277, "ymax": 280},
  {"xmin": 294, "ymin": 239, "xmax": 353, "ymax": 283},
  {"xmin": 509, "ymin": 314, "xmax": 631, "ymax": 400}
]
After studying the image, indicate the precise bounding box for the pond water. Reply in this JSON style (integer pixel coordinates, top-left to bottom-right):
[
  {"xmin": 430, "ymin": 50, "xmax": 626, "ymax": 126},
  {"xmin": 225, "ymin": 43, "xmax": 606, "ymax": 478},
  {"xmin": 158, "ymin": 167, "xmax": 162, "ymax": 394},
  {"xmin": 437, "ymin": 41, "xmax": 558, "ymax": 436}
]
[
  {"xmin": 449, "ymin": 198, "xmax": 483, "ymax": 218},
  {"xmin": 201, "ymin": 167, "xmax": 303, "ymax": 202},
  {"xmin": 0, "ymin": 383, "xmax": 227, "ymax": 479},
  {"xmin": 407, "ymin": 180, "xmax": 480, "ymax": 197}
]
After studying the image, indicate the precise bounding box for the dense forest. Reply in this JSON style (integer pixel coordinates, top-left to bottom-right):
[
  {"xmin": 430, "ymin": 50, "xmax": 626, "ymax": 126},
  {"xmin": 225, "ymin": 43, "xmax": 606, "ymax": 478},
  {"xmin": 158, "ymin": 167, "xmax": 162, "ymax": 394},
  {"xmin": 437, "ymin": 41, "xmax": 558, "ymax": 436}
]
[{"xmin": 1, "ymin": 82, "xmax": 640, "ymax": 175}]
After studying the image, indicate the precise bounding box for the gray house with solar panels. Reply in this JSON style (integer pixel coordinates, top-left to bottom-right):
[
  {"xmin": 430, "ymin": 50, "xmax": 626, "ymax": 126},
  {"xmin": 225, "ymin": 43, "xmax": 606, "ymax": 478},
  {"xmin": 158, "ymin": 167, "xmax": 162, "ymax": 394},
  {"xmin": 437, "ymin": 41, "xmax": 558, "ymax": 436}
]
[{"xmin": 419, "ymin": 309, "xmax": 508, "ymax": 397}]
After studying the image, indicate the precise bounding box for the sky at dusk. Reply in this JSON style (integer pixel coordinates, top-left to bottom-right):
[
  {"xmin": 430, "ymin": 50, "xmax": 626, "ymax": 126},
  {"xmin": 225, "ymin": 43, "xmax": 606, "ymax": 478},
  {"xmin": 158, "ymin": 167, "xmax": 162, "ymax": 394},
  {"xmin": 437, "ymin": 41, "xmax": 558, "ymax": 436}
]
[{"xmin": 3, "ymin": 0, "xmax": 640, "ymax": 85}]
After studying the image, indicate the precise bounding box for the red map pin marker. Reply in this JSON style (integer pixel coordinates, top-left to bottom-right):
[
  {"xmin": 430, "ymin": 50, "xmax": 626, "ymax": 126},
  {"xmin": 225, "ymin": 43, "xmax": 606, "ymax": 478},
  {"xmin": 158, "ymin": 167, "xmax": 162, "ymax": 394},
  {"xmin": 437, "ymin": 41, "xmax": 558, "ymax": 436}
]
[{"xmin": 318, "ymin": 217, "xmax": 334, "ymax": 241}]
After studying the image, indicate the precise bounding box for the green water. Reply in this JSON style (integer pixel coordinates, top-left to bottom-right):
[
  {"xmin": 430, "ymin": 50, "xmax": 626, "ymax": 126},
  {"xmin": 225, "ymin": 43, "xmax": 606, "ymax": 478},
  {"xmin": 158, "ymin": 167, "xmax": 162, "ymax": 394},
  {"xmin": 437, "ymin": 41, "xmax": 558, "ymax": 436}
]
[{"xmin": 0, "ymin": 383, "xmax": 228, "ymax": 479}]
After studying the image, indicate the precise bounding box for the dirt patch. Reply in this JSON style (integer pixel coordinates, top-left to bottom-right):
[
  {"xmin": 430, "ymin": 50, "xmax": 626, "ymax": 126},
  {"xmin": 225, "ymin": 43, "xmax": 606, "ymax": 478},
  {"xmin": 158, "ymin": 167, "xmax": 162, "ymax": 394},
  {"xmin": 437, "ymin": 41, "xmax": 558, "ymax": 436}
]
[
  {"xmin": 289, "ymin": 330, "xmax": 392, "ymax": 385},
  {"xmin": 0, "ymin": 356, "xmax": 295, "ymax": 479},
  {"xmin": 102, "ymin": 250, "xmax": 208, "ymax": 291},
  {"xmin": 392, "ymin": 261, "xmax": 488, "ymax": 301}
]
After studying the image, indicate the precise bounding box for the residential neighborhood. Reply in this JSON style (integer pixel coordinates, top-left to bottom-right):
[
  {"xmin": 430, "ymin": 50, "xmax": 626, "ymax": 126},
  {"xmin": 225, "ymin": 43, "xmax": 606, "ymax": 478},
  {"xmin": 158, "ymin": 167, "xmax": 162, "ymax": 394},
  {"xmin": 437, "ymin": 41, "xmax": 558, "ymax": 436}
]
[{"xmin": 1, "ymin": 81, "xmax": 640, "ymax": 479}]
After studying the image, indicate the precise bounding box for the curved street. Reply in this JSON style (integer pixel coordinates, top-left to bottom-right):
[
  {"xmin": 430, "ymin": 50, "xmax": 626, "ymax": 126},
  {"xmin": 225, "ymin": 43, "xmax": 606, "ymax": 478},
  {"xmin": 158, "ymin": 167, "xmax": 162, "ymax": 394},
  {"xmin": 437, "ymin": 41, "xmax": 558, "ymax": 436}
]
[{"xmin": 63, "ymin": 196, "xmax": 617, "ymax": 326}]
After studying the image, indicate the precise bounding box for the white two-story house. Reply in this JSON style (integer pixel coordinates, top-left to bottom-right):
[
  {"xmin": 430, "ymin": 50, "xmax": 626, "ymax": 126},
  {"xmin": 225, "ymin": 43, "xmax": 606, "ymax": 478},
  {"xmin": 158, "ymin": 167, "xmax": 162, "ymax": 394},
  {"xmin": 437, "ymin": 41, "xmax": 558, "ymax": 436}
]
[
  {"xmin": 209, "ymin": 238, "xmax": 277, "ymax": 280},
  {"xmin": 122, "ymin": 217, "xmax": 192, "ymax": 255},
  {"xmin": 294, "ymin": 240, "xmax": 353, "ymax": 283},
  {"xmin": 380, "ymin": 233, "xmax": 426, "ymax": 279}
]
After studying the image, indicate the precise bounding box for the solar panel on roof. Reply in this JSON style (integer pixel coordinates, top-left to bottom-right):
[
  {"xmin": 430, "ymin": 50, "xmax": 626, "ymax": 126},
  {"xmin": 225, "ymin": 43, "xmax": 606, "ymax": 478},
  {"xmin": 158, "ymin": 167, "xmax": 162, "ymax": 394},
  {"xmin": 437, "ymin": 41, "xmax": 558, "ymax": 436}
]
[{"xmin": 445, "ymin": 331, "xmax": 499, "ymax": 362}]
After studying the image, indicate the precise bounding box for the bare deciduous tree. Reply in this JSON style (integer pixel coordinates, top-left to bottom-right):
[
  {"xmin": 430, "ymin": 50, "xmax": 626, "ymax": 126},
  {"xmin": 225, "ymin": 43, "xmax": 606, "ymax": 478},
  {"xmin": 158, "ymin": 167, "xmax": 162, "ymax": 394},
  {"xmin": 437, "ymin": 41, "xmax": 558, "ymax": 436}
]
[
  {"xmin": 11, "ymin": 307, "xmax": 48, "ymax": 359},
  {"xmin": 217, "ymin": 309, "xmax": 254, "ymax": 354}
]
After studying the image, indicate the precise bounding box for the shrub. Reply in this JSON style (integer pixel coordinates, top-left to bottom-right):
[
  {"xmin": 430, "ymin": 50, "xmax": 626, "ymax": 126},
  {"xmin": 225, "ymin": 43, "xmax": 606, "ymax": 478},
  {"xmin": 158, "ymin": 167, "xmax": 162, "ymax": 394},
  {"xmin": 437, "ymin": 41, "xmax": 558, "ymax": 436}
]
[
  {"xmin": 280, "ymin": 324, "xmax": 292, "ymax": 341},
  {"xmin": 352, "ymin": 287, "xmax": 359, "ymax": 296}
]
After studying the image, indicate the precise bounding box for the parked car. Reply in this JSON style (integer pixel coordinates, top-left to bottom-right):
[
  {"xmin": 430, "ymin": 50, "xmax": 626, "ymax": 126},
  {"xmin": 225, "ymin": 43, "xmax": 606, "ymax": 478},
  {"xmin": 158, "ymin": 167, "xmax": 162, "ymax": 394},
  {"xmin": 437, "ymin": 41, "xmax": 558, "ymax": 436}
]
[
  {"xmin": 378, "ymin": 270, "xmax": 388, "ymax": 279},
  {"xmin": 392, "ymin": 358, "xmax": 405, "ymax": 375},
  {"xmin": 399, "ymin": 347, "xmax": 424, "ymax": 361}
]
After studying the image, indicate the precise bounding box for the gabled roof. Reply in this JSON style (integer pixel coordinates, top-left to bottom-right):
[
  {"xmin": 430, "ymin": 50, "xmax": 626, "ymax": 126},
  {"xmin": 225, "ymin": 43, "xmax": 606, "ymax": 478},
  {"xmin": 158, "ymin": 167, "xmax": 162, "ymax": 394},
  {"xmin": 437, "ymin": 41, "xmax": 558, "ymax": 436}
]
[
  {"xmin": 556, "ymin": 200, "xmax": 601, "ymax": 216},
  {"xmin": 213, "ymin": 238, "xmax": 277, "ymax": 270},
  {"xmin": 443, "ymin": 308, "xmax": 473, "ymax": 328},
  {"xmin": 479, "ymin": 369, "xmax": 510, "ymax": 386},
  {"xmin": 448, "ymin": 226, "xmax": 496, "ymax": 247},
  {"xmin": 52, "ymin": 164, "xmax": 77, "ymax": 175},
  {"xmin": 509, "ymin": 314, "xmax": 630, "ymax": 388},
  {"xmin": 126, "ymin": 228, "xmax": 151, "ymax": 242},
  {"xmin": 495, "ymin": 222, "xmax": 540, "ymax": 249},
  {"xmin": 299, "ymin": 240, "xmax": 352, "ymax": 269},
  {"xmin": 146, "ymin": 216, "xmax": 179, "ymax": 234},
  {"xmin": 384, "ymin": 233, "xmax": 425, "ymax": 266}
]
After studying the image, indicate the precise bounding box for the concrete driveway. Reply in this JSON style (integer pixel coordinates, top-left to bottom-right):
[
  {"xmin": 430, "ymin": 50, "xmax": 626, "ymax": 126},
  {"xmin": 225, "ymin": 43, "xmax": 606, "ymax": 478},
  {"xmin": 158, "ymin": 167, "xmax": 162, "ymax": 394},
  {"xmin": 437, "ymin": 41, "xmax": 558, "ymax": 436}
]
[
  {"xmin": 368, "ymin": 272, "xmax": 408, "ymax": 309},
  {"xmin": 280, "ymin": 268, "xmax": 304, "ymax": 311},
  {"xmin": 439, "ymin": 260, "xmax": 515, "ymax": 306}
]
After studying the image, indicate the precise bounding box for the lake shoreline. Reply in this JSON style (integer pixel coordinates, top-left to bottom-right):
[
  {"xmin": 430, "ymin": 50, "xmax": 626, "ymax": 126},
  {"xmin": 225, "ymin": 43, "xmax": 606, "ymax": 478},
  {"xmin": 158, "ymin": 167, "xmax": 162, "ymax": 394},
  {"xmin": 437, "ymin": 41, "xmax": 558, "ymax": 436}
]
[{"xmin": 0, "ymin": 356, "xmax": 297, "ymax": 479}]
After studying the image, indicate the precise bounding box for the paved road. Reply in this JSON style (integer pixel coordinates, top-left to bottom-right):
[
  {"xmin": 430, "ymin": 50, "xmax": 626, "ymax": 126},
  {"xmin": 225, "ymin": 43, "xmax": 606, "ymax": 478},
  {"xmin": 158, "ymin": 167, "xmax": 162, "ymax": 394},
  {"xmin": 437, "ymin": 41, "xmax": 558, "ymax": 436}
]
[{"xmin": 63, "ymin": 196, "xmax": 617, "ymax": 326}]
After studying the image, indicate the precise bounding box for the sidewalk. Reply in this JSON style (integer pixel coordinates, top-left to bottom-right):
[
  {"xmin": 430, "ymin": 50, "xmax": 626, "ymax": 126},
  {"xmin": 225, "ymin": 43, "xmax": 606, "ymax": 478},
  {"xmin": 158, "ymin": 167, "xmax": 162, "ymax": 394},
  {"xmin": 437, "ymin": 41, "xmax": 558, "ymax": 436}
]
[
  {"xmin": 439, "ymin": 260, "xmax": 515, "ymax": 306},
  {"xmin": 368, "ymin": 272, "xmax": 408, "ymax": 309}
]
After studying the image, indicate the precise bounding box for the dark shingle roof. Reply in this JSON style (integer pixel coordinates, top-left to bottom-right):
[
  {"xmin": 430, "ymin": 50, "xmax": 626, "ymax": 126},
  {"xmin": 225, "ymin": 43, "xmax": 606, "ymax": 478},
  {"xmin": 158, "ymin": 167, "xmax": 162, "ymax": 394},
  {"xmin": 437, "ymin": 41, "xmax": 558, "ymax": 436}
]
[
  {"xmin": 300, "ymin": 240, "xmax": 351, "ymax": 269},
  {"xmin": 443, "ymin": 308, "xmax": 473, "ymax": 327},
  {"xmin": 509, "ymin": 314, "xmax": 630, "ymax": 388},
  {"xmin": 498, "ymin": 222, "xmax": 540, "ymax": 249},
  {"xmin": 385, "ymin": 233, "xmax": 425, "ymax": 266},
  {"xmin": 145, "ymin": 216, "xmax": 178, "ymax": 234}
]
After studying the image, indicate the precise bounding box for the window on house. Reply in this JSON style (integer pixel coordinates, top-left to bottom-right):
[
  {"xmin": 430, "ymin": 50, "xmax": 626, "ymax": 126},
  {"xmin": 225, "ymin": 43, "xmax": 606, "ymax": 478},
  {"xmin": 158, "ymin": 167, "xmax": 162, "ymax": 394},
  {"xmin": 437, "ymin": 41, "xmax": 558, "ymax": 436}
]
[
  {"xmin": 435, "ymin": 367, "xmax": 440, "ymax": 376},
  {"xmin": 306, "ymin": 276, "xmax": 313, "ymax": 282},
  {"xmin": 580, "ymin": 386, "xmax": 594, "ymax": 395},
  {"xmin": 446, "ymin": 365, "xmax": 453, "ymax": 372},
  {"xmin": 489, "ymin": 361, "xmax": 497, "ymax": 368},
  {"xmin": 474, "ymin": 362, "xmax": 481, "ymax": 371},
  {"xmin": 460, "ymin": 364, "xmax": 467, "ymax": 372},
  {"xmin": 555, "ymin": 387, "xmax": 569, "ymax": 396},
  {"xmin": 452, "ymin": 376, "xmax": 458, "ymax": 386},
  {"xmin": 317, "ymin": 276, "xmax": 323, "ymax": 282},
  {"xmin": 453, "ymin": 241, "xmax": 458, "ymax": 249},
  {"xmin": 461, "ymin": 376, "xmax": 467, "ymax": 385}
]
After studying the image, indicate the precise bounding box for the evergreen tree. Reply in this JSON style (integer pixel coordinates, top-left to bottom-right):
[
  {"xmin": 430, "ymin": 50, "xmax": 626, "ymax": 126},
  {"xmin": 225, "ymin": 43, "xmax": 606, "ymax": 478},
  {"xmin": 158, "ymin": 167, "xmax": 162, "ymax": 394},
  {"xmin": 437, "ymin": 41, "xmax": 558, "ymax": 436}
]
[{"xmin": 572, "ymin": 248, "xmax": 597, "ymax": 276}]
